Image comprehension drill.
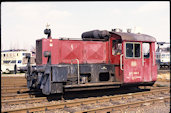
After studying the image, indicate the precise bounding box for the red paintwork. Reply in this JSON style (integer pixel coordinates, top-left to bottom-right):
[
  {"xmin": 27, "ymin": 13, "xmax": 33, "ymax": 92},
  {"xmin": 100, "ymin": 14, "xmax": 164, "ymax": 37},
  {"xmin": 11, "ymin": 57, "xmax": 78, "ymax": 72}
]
[
  {"xmin": 41, "ymin": 39, "xmax": 51, "ymax": 65},
  {"xmin": 38, "ymin": 34, "xmax": 157, "ymax": 84},
  {"xmin": 39, "ymin": 39, "xmax": 109, "ymax": 65},
  {"xmin": 59, "ymin": 40, "xmax": 84, "ymax": 64},
  {"xmin": 109, "ymin": 37, "xmax": 157, "ymax": 83},
  {"xmin": 109, "ymin": 37, "xmax": 124, "ymax": 82},
  {"xmin": 123, "ymin": 41, "xmax": 142, "ymax": 83},
  {"xmin": 120, "ymin": 41, "xmax": 157, "ymax": 83},
  {"xmin": 151, "ymin": 42, "xmax": 157, "ymax": 81},
  {"xmin": 143, "ymin": 42, "xmax": 152, "ymax": 82},
  {"xmin": 84, "ymin": 41, "xmax": 109, "ymax": 63}
]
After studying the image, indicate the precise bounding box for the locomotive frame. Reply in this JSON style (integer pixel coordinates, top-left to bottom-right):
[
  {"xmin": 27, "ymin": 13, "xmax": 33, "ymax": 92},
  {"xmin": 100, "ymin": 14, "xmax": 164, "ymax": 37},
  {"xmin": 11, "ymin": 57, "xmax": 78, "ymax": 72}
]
[{"xmin": 26, "ymin": 28, "xmax": 157, "ymax": 95}]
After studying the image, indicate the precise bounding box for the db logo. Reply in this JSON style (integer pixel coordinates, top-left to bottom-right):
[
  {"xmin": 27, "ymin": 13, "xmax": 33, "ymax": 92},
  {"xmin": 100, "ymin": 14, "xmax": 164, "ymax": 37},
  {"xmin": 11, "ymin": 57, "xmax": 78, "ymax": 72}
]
[{"xmin": 131, "ymin": 61, "xmax": 137, "ymax": 67}]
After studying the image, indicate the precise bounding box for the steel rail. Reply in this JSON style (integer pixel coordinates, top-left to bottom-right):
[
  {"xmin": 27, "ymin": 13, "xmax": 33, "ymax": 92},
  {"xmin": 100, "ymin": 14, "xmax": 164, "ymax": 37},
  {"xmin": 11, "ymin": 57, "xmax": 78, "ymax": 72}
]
[
  {"xmin": 2, "ymin": 97, "xmax": 48, "ymax": 106},
  {"xmin": 1, "ymin": 82, "xmax": 26, "ymax": 85},
  {"xmin": 1, "ymin": 86, "xmax": 27, "ymax": 89},
  {"xmin": 1, "ymin": 87, "xmax": 29, "ymax": 94},
  {"xmin": 2, "ymin": 88, "xmax": 169, "ymax": 113},
  {"xmin": 1, "ymin": 83, "xmax": 27, "ymax": 87},
  {"xmin": 1, "ymin": 92, "xmax": 42, "ymax": 101},
  {"xmin": 1, "ymin": 84, "xmax": 27, "ymax": 87},
  {"xmin": 75, "ymin": 96, "xmax": 170, "ymax": 113}
]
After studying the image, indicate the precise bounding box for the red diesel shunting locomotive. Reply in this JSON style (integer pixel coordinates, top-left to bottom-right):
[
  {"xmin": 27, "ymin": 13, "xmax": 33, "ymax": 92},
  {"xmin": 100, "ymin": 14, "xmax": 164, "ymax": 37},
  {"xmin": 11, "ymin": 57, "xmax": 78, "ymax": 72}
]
[{"xmin": 26, "ymin": 27, "xmax": 157, "ymax": 95}]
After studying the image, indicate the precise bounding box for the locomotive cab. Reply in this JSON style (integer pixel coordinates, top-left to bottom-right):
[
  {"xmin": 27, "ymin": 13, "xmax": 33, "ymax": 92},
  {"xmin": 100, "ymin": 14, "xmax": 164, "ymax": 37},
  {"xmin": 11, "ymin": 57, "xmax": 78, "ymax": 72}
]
[{"xmin": 109, "ymin": 31, "xmax": 157, "ymax": 85}]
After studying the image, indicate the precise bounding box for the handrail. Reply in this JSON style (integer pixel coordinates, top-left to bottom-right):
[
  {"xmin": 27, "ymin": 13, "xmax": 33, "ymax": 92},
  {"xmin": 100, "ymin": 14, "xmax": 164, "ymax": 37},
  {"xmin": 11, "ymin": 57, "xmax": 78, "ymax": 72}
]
[
  {"xmin": 120, "ymin": 54, "xmax": 124, "ymax": 70},
  {"xmin": 71, "ymin": 59, "xmax": 80, "ymax": 84}
]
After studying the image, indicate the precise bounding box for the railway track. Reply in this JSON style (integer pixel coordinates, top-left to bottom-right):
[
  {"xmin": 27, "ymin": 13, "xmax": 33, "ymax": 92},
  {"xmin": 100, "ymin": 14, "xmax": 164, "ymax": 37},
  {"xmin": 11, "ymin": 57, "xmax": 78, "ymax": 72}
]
[
  {"xmin": 1, "ymin": 77, "xmax": 26, "ymax": 83},
  {"xmin": 1, "ymin": 81, "xmax": 26, "ymax": 87},
  {"xmin": 2, "ymin": 87, "xmax": 170, "ymax": 113},
  {"xmin": 1, "ymin": 91, "xmax": 42, "ymax": 101},
  {"xmin": 1, "ymin": 77, "xmax": 27, "ymax": 94},
  {"xmin": 1, "ymin": 85, "xmax": 27, "ymax": 88},
  {"xmin": 1, "ymin": 77, "xmax": 26, "ymax": 82},
  {"xmin": 75, "ymin": 96, "xmax": 170, "ymax": 113},
  {"xmin": 1, "ymin": 75, "xmax": 170, "ymax": 112},
  {"xmin": 1, "ymin": 86, "xmax": 168, "ymax": 101},
  {"xmin": 1, "ymin": 87, "xmax": 29, "ymax": 94},
  {"xmin": 1, "ymin": 78, "xmax": 169, "ymax": 95},
  {"xmin": 1, "ymin": 83, "xmax": 26, "ymax": 86}
]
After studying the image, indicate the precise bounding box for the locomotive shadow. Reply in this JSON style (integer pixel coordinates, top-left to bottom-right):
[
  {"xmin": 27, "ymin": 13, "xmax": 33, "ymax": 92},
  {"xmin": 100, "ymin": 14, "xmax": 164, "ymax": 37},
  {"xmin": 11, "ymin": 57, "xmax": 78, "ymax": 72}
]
[{"xmin": 45, "ymin": 87, "xmax": 151, "ymax": 102}]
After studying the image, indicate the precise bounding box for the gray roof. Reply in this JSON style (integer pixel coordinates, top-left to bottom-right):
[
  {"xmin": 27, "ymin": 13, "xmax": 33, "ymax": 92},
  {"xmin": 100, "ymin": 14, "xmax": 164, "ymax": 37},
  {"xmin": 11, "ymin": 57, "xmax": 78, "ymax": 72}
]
[
  {"xmin": 1, "ymin": 49, "xmax": 27, "ymax": 52},
  {"xmin": 109, "ymin": 31, "xmax": 156, "ymax": 42}
]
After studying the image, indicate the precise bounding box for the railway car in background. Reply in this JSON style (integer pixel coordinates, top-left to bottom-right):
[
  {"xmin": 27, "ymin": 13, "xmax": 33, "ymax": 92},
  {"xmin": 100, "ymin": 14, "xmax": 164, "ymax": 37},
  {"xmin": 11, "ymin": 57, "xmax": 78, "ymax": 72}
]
[
  {"xmin": 26, "ymin": 28, "xmax": 157, "ymax": 95},
  {"xmin": 1, "ymin": 50, "xmax": 36, "ymax": 73},
  {"xmin": 156, "ymin": 42, "xmax": 170, "ymax": 70}
]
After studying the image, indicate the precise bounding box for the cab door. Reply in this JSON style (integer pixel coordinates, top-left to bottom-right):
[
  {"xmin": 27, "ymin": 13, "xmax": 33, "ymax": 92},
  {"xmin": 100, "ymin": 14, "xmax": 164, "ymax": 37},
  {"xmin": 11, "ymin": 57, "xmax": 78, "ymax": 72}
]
[
  {"xmin": 122, "ymin": 42, "xmax": 143, "ymax": 83},
  {"xmin": 142, "ymin": 43, "xmax": 152, "ymax": 82},
  {"xmin": 110, "ymin": 38, "xmax": 123, "ymax": 82}
]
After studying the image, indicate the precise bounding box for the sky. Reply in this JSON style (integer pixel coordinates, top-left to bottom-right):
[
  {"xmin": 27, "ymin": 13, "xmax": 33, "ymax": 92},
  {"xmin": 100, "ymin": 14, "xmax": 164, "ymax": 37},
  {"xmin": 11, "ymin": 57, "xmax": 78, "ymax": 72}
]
[{"xmin": 1, "ymin": 1, "xmax": 170, "ymax": 51}]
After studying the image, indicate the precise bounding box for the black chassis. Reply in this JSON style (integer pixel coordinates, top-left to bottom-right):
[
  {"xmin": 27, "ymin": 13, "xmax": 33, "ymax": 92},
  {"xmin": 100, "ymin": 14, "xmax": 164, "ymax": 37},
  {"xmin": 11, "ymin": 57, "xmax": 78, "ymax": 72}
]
[{"xmin": 26, "ymin": 63, "xmax": 116, "ymax": 95}]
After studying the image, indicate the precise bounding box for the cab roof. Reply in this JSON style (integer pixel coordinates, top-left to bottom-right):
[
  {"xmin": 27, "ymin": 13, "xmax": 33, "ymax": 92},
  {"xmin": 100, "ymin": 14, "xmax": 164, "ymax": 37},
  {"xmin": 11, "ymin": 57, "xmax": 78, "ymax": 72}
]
[{"xmin": 109, "ymin": 31, "xmax": 156, "ymax": 42}]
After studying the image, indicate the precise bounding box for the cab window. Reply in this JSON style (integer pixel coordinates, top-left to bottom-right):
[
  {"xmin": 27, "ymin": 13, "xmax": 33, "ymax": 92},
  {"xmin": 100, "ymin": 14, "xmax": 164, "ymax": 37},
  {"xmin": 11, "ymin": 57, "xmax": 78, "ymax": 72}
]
[
  {"xmin": 143, "ymin": 43, "xmax": 150, "ymax": 58},
  {"xmin": 112, "ymin": 40, "xmax": 122, "ymax": 55},
  {"xmin": 125, "ymin": 42, "xmax": 141, "ymax": 58},
  {"xmin": 126, "ymin": 43, "xmax": 133, "ymax": 57},
  {"xmin": 135, "ymin": 44, "xmax": 140, "ymax": 57}
]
